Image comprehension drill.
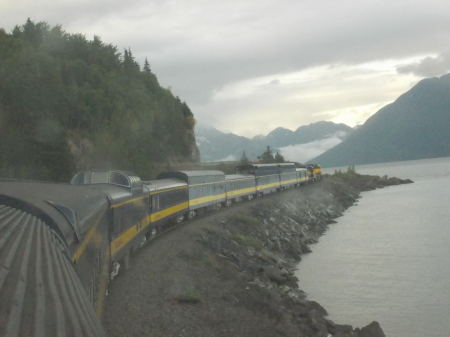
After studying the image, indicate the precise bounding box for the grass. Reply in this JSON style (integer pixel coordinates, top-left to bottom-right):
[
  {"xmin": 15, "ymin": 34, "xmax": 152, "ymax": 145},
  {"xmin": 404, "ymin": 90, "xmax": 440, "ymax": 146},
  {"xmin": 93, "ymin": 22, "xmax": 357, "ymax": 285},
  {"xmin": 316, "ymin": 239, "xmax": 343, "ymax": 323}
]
[
  {"xmin": 203, "ymin": 255, "xmax": 221, "ymax": 269},
  {"xmin": 176, "ymin": 290, "xmax": 202, "ymax": 304},
  {"xmin": 232, "ymin": 233, "xmax": 263, "ymax": 251},
  {"xmin": 235, "ymin": 213, "xmax": 261, "ymax": 226}
]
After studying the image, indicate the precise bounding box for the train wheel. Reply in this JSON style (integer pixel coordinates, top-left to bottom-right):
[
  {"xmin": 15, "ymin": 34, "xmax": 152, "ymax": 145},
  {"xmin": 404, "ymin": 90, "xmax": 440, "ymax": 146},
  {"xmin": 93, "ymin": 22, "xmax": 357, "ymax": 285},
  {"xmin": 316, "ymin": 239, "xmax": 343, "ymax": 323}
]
[
  {"xmin": 187, "ymin": 210, "xmax": 196, "ymax": 219},
  {"xmin": 247, "ymin": 194, "xmax": 254, "ymax": 201},
  {"xmin": 226, "ymin": 200, "xmax": 232, "ymax": 207},
  {"xmin": 175, "ymin": 215, "xmax": 184, "ymax": 224}
]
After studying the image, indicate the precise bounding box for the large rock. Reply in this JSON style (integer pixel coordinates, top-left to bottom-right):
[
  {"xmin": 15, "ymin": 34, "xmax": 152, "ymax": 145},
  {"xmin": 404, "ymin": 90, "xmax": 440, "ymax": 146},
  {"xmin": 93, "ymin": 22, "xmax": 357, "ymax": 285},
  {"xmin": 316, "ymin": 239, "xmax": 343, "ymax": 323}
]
[
  {"xmin": 301, "ymin": 300, "xmax": 328, "ymax": 316},
  {"xmin": 263, "ymin": 265, "xmax": 286, "ymax": 284},
  {"xmin": 355, "ymin": 321, "xmax": 385, "ymax": 337}
]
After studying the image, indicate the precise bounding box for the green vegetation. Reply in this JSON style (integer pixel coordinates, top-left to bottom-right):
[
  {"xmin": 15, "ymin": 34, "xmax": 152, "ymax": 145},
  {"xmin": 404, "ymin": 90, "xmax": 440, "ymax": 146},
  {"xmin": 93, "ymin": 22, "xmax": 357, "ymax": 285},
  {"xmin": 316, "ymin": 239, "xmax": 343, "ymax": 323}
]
[
  {"xmin": 232, "ymin": 233, "xmax": 263, "ymax": 251},
  {"xmin": 257, "ymin": 146, "xmax": 285, "ymax": 163},
  {"xmin": 0, "ymin": 19, "xmax": 197, "ymax": 182},
  {"xmin": 202, "ymin": 255, "xmax": 221, "ymax": 270},
  {"xmin": 176, "ymin": 290, "xmax": 202, "ymax": 304},
  {"xmin": 240, "ymin": 150, "xmax": 250, "ymax": 165},
  {"xmin": 235, "ymin": 213, "xmax": 260, "ymax": 226},
  {"xmin": 332, "ymin": 165, "xmax": 358, "ymax": 179}
]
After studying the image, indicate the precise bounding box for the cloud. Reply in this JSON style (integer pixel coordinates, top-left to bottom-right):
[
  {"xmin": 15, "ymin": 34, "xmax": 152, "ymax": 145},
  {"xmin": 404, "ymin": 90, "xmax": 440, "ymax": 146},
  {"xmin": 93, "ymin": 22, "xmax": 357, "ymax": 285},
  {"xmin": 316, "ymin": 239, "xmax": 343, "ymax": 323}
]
[
  {"xmin": 2, "ymin": 0, "xmax": 450, "ymax": 138},
  {"xmin": 217, "ymin": 154, "xmax": 237, "ymax": 162},
  {"xmin": 279, "ymin": 132, "xmax": 345, "ymax": 163},
  {"xmin": 397, "ymin": 51, "xmax": 450, "ymax": 77},
  {"xmin": 205, "ymin": 62, "xmax": 420, "ymax": 137}
]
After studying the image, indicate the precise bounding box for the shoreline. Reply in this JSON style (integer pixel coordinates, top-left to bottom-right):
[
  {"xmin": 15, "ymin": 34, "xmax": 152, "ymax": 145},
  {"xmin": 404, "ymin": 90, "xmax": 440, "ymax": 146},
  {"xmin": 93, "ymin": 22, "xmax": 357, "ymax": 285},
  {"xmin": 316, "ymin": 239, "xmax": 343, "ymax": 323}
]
[{"xmin": 103, "ymin": 174, "xmax": 412, "ymax": 336}]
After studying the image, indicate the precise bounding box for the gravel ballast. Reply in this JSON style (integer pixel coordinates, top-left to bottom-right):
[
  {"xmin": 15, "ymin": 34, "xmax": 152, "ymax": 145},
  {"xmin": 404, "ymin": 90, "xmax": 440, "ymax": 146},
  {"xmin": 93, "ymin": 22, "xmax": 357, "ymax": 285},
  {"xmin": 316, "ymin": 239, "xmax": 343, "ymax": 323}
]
[{"xmin": 103, "ymin": 175, "xmax": 412, "ymax": 336}]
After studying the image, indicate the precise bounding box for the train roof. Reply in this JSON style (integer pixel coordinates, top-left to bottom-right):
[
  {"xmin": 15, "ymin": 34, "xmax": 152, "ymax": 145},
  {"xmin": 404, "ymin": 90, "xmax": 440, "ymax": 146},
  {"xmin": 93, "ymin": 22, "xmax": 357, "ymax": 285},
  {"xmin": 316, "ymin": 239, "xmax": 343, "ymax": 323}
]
[
  {"xmin": 70, "ymin": 169, "xmax": 148, "ymax": 202},
  {"xmin": 142, "ymin": 178, "xmax": 187, "ymax": 192},
  {"xmin": 235, "ymin": 163, "xmax": 295, "ymax": 169},
  {"xmin": 277, "ymin": 163, "xmax": 296, "ymax": 173},
  {"xmin": 0, "ymin": 197, "xmax": 107, "ymax": 336},
  {"xmin": 71, "ymin": 169, "xmax": 142, "ymax": 189},
  {"xmin": 225, "ymin": 174, "xmax": 255, "ymax": 181},
  {"xmin": 164, "ymin": 170, "xmax": 225, "ymax": 177},
  {"xmin": 157, "ymin": 170, "xmax": 225, "ymax": 184},
  {"xmin": 240, "ymin": 163, "xmax": 277, "ymax": 168},
  {"xmin": 0, "ymin": 179, "xmax": 110, "ymax": 249},
  {"xmin": 235, "ymin": 163, "xmax": 295, "ymax": 175}
]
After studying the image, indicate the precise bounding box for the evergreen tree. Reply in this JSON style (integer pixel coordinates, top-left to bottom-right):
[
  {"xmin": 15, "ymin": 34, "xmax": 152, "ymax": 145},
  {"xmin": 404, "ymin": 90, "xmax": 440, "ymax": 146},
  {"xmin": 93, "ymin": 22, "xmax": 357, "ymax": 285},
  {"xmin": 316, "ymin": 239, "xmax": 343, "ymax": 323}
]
[
  {"xmin": 143, "ymin": 57, "xmax": 151, "ymax": 73},
  {"xmin": 0, "ymin": 19, "xmax": 198, "ymax": 182},
  {"xmin": 122, "ymin": 47, "xmax": 140, "ymax": 74},
  {"xmin": 181, "ymin": 101, "xmax": 193, "ymax": 117},
  {"xmin": 257, "ymin": 146, "xmax": 275, "ymax": 163},
  {"xmin": 240, "ymin": 150, "xmax": 250, "ymax": 164},
  {"xmin": 274, "ymin": 151, "xmax": 285, "ymax": 163}
]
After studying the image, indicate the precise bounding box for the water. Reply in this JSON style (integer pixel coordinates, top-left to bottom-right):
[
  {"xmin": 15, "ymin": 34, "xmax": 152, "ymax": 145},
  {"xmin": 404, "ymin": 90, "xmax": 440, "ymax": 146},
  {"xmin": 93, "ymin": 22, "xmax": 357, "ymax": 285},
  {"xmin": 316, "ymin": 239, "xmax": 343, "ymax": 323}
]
[{"xmin": 295, "ymin": 157, "xmax": 450, "ymax": 337}]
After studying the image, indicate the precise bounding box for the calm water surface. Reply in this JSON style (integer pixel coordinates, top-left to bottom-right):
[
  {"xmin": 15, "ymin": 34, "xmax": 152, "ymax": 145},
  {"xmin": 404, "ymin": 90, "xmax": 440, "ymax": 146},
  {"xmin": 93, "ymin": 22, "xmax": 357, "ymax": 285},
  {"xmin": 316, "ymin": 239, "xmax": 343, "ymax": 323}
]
[{"xmin": 295, "ymin": 157, "xmax": 450, "ymax": 337}]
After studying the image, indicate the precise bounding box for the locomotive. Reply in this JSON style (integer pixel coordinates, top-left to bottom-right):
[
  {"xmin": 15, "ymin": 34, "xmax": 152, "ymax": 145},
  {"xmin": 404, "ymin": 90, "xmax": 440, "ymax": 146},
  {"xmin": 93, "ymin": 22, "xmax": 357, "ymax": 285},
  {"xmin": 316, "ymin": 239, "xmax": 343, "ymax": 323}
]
[{"xmin": 0, "ymin": 162, "xmax": 321, "ymax": 336}]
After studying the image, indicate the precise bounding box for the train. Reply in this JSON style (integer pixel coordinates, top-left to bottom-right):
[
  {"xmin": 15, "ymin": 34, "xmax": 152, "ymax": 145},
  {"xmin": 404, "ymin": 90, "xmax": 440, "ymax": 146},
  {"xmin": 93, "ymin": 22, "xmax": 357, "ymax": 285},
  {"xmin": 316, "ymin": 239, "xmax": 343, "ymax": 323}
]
[{"xmin": 0, "ymin": 162, "xmax": 321, "ymax": 336}]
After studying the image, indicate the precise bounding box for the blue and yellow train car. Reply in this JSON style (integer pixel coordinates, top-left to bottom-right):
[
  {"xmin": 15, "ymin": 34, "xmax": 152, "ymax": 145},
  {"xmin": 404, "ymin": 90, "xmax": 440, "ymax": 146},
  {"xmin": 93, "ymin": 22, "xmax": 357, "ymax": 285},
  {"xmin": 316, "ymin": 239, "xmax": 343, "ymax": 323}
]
[
  {"xmin": 143, "ymin": 178, "xmax": 189, "ymax": 227},
  {"xmin": 157, "ymin": 171, "xmax": 226, "ymax": 218},
  {"xmin": 71, "ymin": 170, "xmax": 151, "ymax": 271},
  {"xmin": 224, "ymin": 174, "xmax": 257, "ymax": 205},
  {"xmin": 235, "ymin": 164, "xmax": 280, "ymax": 196},
  {"xmin": 296, "ymin": 168, "xmax": 309, "ymax": 185},
  {"xmin": 278, "ymin": 163, "xmax": 297, "ymax": 189}
]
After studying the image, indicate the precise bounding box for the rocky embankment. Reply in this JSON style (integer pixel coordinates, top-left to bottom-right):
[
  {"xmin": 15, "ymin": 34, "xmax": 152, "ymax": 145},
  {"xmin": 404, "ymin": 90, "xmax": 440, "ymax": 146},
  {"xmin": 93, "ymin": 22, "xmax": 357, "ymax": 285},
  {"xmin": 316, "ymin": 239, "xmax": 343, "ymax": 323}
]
[{"xmin": 103, "ymin": 174, "xmax": 413, "ymax": 337}]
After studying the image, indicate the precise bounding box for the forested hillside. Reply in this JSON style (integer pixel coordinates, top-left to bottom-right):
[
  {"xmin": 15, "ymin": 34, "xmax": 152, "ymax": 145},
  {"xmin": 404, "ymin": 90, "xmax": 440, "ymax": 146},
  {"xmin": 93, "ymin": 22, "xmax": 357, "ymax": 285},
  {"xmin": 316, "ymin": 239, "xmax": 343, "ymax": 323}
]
[{"xmin": 0, "ymin": 19, "xmax": 199, "ymax": 182}]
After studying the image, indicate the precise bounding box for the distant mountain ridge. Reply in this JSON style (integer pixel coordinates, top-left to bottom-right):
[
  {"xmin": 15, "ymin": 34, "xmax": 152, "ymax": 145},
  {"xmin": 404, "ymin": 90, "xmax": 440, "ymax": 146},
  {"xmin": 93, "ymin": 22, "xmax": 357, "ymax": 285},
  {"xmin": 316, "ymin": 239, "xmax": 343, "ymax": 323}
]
[
  {"xmin": 196, "ymin": 121, "xmax": 353, "ymax": 162},
  {"xmin": 309, "ymin": 73, "xmax": 450, "ymax": 167}
]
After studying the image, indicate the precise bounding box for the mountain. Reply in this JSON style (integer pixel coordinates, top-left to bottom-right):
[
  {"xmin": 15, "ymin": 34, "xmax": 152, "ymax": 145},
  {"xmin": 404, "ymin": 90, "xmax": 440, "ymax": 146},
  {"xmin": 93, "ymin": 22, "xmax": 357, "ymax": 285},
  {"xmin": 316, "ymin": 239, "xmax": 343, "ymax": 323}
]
[
  {"xmin": 195, "ymin": 126, "xmax": 251, "ymax": 162},
  {"xmin": 309, "ymin": 73, "xmax": 450, "ymax": 167},
  {"xmin": 196, "ymin": 121, "xmax": 353, "ymax": 162}
]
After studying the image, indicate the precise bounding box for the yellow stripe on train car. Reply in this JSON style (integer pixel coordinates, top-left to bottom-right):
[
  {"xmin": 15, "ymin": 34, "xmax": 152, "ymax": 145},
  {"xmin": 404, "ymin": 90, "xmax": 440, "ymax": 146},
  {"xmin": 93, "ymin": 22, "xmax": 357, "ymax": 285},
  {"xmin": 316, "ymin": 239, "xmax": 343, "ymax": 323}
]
[
  {"xmin": 281, "ymin": 178, "xmax": 297, "ymax": 185},
  {"xmin": 257, "ymin": 181, "xmax": 280, "ymax": 190},
  {"xmin": 150, "ymin": 186, "xmax": 187, "ymax": 195},
  {"xmin": 111, "ymin": 195, "xmax": 147, "ymax": 209},
  {"xmin": 189, "ymin": 193, "xmax": 226, "ymax": 206},
  {"xmin": 150, "ymin": 202, "xmax": 189, "ymax": 222},
  {"xmin": 110, "ymin": 201, "xmax": 190, "ymax": 257},
  {"xmin": 110, "ymin": 216, "xmax": 151, "ymax": 256},
  {"xmin": 190, "ymin": 181, "xmax": 225, "ymax": 187},
  {"xmin": 226, "ymin": 187, "xmax": 257, "ymax": 197},
  {"xmin": 72, "ymin": 215, "xmax": 104, "ymax": 262}
]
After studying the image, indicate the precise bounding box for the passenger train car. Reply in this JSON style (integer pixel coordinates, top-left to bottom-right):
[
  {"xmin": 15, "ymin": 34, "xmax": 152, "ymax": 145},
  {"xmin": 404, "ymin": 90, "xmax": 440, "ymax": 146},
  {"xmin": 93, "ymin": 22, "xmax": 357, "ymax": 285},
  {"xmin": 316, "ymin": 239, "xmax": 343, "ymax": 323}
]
[
  {"xmin": 0, "ymin": 163, "xmax": 321, "ymax": 336},
  {"xmin": 157, "ymin": 170, "xmax": 226, "ymax": 218}
]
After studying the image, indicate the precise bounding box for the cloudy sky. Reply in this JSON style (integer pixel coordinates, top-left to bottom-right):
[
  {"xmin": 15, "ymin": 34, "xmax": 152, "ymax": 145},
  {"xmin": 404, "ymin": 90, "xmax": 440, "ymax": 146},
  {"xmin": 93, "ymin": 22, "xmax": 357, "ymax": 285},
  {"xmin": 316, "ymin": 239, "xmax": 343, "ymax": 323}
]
[{"xmin": 2, "ymin": 0, "xmax": 450, "ymax": 138}]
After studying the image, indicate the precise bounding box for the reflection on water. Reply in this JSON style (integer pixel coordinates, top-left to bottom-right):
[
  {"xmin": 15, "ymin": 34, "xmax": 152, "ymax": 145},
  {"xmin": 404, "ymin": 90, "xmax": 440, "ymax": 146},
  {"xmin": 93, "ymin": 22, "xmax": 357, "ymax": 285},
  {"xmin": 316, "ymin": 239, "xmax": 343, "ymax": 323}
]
[{"xmin": 296, "ymin": 157, "xmax": 450, "ymax": 337}]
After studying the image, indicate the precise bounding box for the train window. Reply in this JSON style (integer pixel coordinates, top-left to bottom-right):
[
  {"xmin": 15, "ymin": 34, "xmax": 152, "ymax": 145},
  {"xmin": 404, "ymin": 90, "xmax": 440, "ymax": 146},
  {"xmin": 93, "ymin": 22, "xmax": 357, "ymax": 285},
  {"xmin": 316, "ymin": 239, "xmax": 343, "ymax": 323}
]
[
  {"xmin": 71, "ymin": 172, "xmax": 87, "ymax": 185},
  {"xmin": 152, "ymin": 196, "xmax": 158, "ymax": 211},
  {"xmin": 110, "ymin": 172, "xmax": 130, "ymax": 187},
  {"xmin": 92, "ymin": 171, "xmax": 109, "ymax": 183}
]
